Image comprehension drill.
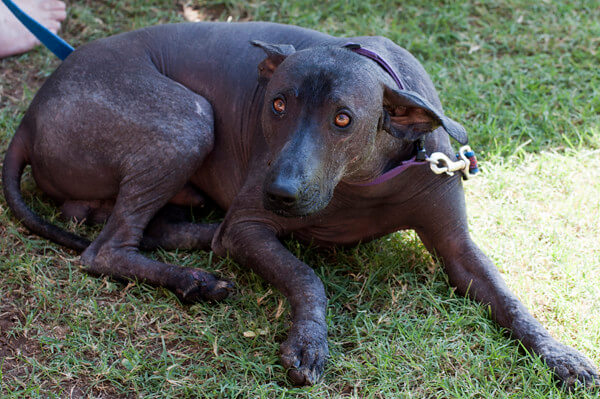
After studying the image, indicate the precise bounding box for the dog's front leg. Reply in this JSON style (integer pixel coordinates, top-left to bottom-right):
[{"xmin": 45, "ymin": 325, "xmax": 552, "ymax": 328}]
[
  {"xmin": 214, "ymin": 220, "xmax": 328, "ymax": 385},
  {"xmin": 414, "ymin": 176, "xmax": 598, "ymax": 388}
]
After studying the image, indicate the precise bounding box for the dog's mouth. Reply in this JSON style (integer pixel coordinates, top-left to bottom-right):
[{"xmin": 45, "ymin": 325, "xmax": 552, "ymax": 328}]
[
  {"xmin": 264, "ymin": 202, "xmax": 308, "ymax": 218},
  {"xmin": 262, "ymin": 185, "xmax": 331, "ymax": 218}
]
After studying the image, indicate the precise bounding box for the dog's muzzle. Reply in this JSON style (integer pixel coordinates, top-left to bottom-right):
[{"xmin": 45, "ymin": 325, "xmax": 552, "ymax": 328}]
[{"xmin": 263, "ymin": 177, "xmax": 328, "ymax": 217}]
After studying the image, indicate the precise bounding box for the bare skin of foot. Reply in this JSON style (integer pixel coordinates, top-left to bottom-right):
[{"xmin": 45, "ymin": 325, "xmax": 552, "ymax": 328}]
[{"xmin": 0, "ymin": 0, "xmax": 67, "ymax": 58}]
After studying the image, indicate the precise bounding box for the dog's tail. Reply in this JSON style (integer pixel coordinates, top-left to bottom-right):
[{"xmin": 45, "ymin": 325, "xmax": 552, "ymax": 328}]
[{"xmin": 2, "ymin": 125, "xmax": 90, "ymax": 252}]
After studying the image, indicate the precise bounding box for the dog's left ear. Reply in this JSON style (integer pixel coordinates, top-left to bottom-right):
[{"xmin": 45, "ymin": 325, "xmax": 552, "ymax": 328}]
[
  {"xmin": 382, "ymin": 86, "xmax": 468, "ymax": 144},
  {"xmin": 251, "ymin": 40, "xmax": 296, "ymax": 80}
]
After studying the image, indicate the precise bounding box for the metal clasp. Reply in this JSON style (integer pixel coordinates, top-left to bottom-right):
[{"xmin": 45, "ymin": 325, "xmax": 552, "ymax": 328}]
[{"xmin": 426, "ymin": 145, "xmax": 473, "ymax": 179}]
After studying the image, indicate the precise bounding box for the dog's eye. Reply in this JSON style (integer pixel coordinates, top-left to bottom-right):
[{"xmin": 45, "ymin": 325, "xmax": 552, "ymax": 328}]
[
  {"xmin": 334, "ymin": 112, "xmax": 351, "ymax": 128},
  {"xmin": 272, "ymin": 98, "xmax": 286, "ymax": 114}
]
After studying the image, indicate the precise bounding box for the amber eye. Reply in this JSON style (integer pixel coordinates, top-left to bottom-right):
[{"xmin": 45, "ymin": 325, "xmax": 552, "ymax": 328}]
[
  {"xmin": 272, "ymin": 98, "xmax": 286, "ymax": 114},
  {"xmin": 334, "ymin": 112, "xmax": 351, "ymax": 128}
]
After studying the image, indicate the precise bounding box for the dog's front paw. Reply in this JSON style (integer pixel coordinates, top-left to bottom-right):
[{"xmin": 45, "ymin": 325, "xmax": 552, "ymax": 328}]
[
  {"xmin": 538, "ymin": 340, "xmax": 599, "ymax": 389},
  {"xmin": 178, "ymin": 268, "xmax": 235, "ymax": 302},
  {"xmin": 280, "ymin": 319, "xmax": 329, "ymax": 386}
]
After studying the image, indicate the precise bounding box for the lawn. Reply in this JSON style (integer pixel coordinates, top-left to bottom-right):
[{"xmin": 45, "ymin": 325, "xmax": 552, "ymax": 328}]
[{"xmin": 0, "ymin": 0, "xmax": 599, "ymax": 397}]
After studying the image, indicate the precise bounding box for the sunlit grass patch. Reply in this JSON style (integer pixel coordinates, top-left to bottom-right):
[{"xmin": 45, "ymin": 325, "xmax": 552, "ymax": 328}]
[{"xmin": 466, "ymin": 150, "xmax": 600, "ymax": 351}]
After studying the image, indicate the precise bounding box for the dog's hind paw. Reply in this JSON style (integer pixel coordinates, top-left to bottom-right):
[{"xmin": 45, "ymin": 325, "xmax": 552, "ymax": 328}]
[
  {"xmin": 538, "ymin": 340, "xmax": 599, "ymax": 390},
  {"xmin": 178, "ymin": 269, "xmax": 234, "ymax": 302},
  {"xmin": 280, "ymin": 319, "xmax": 329, "ymax": 386}
]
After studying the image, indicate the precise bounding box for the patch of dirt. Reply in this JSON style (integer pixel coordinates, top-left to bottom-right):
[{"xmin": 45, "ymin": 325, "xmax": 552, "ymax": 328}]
[
  {"xmin": 0, "ymin": 300, "xmax": 132, "ymax": 398},
  {"xmin": 0, "ymin": 57, "xmax": 51, "ymax": 110},
  {"xmin": 0, "ymin": 303, "xmax": 40, "ymax": 383}
]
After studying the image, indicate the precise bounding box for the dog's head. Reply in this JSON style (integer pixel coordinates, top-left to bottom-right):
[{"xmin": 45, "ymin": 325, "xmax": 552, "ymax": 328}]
[{"xmin": 252, "ymin": 40, "xmax": 467, "ymax": 217}]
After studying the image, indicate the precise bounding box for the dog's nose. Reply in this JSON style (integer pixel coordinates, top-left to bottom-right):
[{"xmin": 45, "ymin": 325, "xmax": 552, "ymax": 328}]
[{"xmin": 265, "ymin": 180, "xmax": 299, "ymax": 207}]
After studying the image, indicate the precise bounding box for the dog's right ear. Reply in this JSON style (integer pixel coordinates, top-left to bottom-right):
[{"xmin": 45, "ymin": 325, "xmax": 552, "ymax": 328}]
[
  {"xmin": 382, "ymin": 86, "xmax": 468, "ymax": 144},
  {"xmin": 251, "ymin": 40, "xmax": 296, "ymax": 80}
]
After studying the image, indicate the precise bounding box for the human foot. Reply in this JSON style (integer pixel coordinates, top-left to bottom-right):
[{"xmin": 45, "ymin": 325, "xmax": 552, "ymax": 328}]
[{"xmin": 0, "ymin": 0, "xmax": 67, "ymax": 58}]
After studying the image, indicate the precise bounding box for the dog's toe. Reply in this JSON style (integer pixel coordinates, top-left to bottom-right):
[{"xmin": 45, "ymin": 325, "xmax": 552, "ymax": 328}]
[
  {"xmin": 279, "ymin": 319, "xmax": 328, "ymax": 386},
  {"xmin": 539, "ymin": 340, "xmax": 599, "ymax": 390},
  {"xmin": 179, "ymin": 269, "xmax": 234, "ymax": 302}
]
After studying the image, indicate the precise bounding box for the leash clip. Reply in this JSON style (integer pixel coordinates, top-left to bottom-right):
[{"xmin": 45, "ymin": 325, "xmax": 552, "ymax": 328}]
[{"xmin": 427, "ymin": 145, "xmax": 476, "ymax": 180}]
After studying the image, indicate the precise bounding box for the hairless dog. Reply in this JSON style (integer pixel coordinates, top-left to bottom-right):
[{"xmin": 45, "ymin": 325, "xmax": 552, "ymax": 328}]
[{"xmin": 2, "ymin": 22, "xmax": 597, "ymax": 387}]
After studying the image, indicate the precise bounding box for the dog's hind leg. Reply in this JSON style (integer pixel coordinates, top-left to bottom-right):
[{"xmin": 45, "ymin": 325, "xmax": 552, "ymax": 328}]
[
  {"xmin": 80, "ymin": 163, "xmax": 232, "ymax": 302},
  {"xmin": 78, "ymin": 98, "xmax": 232, "ymax": 302},
  {"xmin": 81, "ymin": 188, "xmax": 231, "ymax": 302}
]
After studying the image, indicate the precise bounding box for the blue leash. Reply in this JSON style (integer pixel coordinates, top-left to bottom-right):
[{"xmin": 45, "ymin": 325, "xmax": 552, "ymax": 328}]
[{"xmin": 2, "ymin": 0, "xmax": 74, "ymax": 60}]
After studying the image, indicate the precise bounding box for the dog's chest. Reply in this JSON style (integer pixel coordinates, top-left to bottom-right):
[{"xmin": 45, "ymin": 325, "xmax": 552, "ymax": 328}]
[
  {"xmin": 292, "ymin": 171, "xmax": 454, "ymax": 246},
  {"xmin": 293, "ymin": 198, "xmax": 414, "ymax": 246}
]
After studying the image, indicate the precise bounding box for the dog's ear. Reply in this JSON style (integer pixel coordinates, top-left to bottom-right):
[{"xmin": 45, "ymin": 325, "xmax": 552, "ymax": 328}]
[
  {"xmin": 251, "ymin": 40, "xmax": 296, "ymax": 80},
  {"xmin": 382, "ymin": 86, "xmax": 468, "ymax": 144}
]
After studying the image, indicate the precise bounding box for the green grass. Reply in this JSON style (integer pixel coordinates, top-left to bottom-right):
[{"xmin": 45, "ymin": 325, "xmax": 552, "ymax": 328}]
[{"xmin": 1, "ymin": 0, "xmax": 599, "ymax": 397}]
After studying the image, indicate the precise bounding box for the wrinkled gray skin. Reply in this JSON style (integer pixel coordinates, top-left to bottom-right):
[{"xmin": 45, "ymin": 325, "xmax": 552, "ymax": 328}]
[{"xmin": 3, "ymin": 22, "xmax": 598, "ymax": 387}]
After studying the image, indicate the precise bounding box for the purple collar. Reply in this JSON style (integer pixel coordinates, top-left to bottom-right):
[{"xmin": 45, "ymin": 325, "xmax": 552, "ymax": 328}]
[
  {"xmin": 344, "ymin": 43, "xmax": 405, "ymax": 90},
  {"xmin": 343, "ymin": 43, "xmax": 424, "ymax": 186}
]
